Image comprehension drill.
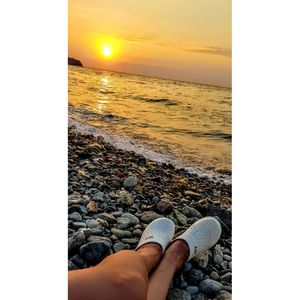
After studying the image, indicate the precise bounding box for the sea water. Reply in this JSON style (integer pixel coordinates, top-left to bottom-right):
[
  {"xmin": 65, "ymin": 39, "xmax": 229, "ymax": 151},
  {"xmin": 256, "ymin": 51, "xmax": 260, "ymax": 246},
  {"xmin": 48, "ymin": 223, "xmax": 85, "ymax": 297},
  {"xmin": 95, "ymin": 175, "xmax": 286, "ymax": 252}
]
[{"xmin": 68, "ymin": 65, "xmax": 231, "ymax": 184}]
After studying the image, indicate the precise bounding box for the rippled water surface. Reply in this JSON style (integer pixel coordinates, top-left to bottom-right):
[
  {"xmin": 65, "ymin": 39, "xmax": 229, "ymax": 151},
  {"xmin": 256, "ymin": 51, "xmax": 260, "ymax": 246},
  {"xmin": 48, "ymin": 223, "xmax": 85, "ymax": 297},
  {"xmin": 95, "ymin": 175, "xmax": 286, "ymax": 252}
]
[{"xmin": 69, "ymin": 65, "xmax": 231, "ymax": 180}]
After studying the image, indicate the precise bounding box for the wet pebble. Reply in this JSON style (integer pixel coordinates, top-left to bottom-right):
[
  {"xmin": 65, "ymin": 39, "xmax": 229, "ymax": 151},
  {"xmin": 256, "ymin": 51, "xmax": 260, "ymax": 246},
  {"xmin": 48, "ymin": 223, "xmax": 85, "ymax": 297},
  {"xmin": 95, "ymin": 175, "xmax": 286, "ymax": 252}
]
[{"xmin": 79, "ymin": 242, "xmax": 110, "ymax": 266}]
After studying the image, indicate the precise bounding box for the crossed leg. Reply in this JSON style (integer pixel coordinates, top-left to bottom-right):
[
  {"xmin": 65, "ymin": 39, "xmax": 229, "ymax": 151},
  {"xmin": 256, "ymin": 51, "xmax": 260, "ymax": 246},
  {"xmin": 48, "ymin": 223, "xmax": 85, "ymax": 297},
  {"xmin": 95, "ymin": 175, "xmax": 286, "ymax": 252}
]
[{"xmin": 68, "ymin": 241, "xmax": 189, "ymax": 300}]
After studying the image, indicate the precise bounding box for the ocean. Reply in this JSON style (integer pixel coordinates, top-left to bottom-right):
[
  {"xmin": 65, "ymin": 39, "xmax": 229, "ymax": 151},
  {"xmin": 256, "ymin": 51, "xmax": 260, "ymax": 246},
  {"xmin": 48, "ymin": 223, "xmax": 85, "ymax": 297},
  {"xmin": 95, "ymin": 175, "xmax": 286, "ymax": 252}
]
[{"xmin": 68, "ymin": 65, "xmax": 231, "ymax": 184}]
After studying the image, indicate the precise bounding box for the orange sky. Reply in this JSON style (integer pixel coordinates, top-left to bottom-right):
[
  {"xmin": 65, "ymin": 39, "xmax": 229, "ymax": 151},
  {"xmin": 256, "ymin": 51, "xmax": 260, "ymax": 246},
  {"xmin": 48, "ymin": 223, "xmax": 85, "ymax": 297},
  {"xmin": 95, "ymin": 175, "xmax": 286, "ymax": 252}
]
[{"xmin": 69, "ymin": 0, "xmax": 231, "ymax": 87}]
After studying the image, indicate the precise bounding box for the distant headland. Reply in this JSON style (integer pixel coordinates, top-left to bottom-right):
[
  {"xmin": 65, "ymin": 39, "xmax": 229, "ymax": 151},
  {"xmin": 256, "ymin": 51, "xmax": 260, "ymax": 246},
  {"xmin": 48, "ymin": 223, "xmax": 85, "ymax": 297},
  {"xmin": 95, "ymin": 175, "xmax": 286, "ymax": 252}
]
[{"xmin": 68, "ymin": 57, "xmax": 83, "ymax": 67}]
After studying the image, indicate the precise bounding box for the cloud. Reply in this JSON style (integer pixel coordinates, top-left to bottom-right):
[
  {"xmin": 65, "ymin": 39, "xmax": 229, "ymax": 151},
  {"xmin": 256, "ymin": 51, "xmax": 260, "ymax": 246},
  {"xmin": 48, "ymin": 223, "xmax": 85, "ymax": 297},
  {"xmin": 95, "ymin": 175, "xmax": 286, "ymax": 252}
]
[{"xmin": 181, "ymin": 47, "xmax": 231, "ymax": 57}]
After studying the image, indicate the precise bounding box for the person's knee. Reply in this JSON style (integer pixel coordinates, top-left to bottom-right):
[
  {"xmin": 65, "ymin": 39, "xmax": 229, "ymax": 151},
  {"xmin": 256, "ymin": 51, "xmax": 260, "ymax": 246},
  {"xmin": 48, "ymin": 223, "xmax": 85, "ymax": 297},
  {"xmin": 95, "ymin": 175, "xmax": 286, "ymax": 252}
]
[{"xmin": 113, "ymin": 271, "xmax": 147, "ymax": 300}]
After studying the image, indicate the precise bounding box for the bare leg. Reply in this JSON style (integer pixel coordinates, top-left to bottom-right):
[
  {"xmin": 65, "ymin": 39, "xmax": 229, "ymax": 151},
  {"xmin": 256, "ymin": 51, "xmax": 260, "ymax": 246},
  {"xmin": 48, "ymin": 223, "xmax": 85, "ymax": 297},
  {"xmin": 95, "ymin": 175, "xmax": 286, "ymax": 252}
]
[
  {"xmin": 69, "ymin": 243, "xmax": 162, "ymax": 300},
  {"xmin": 147, "ymin": 240, "xmax": 189, "ymax": 300}
]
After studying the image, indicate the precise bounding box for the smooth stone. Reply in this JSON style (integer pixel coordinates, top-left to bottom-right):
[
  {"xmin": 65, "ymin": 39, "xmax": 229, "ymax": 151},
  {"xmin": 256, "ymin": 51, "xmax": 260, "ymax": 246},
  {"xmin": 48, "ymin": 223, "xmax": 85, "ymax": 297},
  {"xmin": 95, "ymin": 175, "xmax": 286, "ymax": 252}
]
[
  {"xmin": 98, "ymin": 213, "xmax": 117, "ymax": 224},
  {"xmin": 140, "ymin": 211, "xmax": 162, "ymax": 224},
  {"xmin": 121, "ymin": 213, "xmax": 139, "ymax": 226},
  {"xmin": 184, "ymin": 190, "xmax": 202, "ymax": 199},
  {"xmin": 220, "ymin": 272, "xmax": 232, "ymax": 283},
  {"xmin": 68, "ymin": 231, "xmax": 86, "ymax": 252},
  {"xmin": 179, "ymin": 280, "xmax": 188, "ymax": 289},
  {"xmin": 68, "ymin": 260, "xmax": 78, "ymax": 271},
  {"xmin": 182, "ymin": 205, "xmax": 202, "ymax": 218},
  {"xmin": 186, "ymin": 286, "xmax": 199, "ymax": 295},
  {"xmin": 123, "ymin": 176, "xmax": 137, "ymax": 188},
  {"xmin": 91, "ymin": 228, "xmax": 105, "ymax": 236},
  {"xmin": 79, "ymin": 242, "xmax": 110, "ymax": 266},
  {"xmin": 228, "ymin": 262, "xmax": 232, "ymax": 269},
  {"xmin": 193, "ymin": 250, "xmax": 209, "ymax": 268},
  {"xmin": 132, "ymin": 229, "xmax": 143, "ymax": 237},
  {"xmin": 213, "ymin": 244, "xmax": 223, "ymax": 264},
  {"xmin": 210, "ymin": 271, "xmax": 220, "ymax": 280},
  {"xmin": 86, "ymin": 219, "xmax": 100, "ymax": 229},
  {"xmin": 72, "ymin": 222, "xmax": 86, "ymax": 229},
  {"xmin": 167, "ymin": 288, "xmax": 191, "ymax": 300},
  {"xmin": 68, "ymin": 205, "xmax": 81, "ymax": 214},
  {"xmin": 191, "ymin": 293, "xmax": 206, "ymax": 300},
  {"xmin": 199, "ymin": 279, "xmax": 223, "ymax": 297},
  {"xmin": 174, "ymin": 210, "xmax": 188, "ymax": 225},
  {"xmin": 111, "ymin": 228, "xmax": 132, "ymax": 239},
  {"xmin": 116, "ymin": 217, "xmax": 132, "ymax": 229},
  {"xmin": 156, "ymin": 200, "xmax": 174, "ymax": 214},
  {"xmin": 68, "ymin": 228, "xmax": 75, "ymax": 236},
  {"xmin": 113, "ymin": 241, "xmax": 126, "ymax": 252},
  {"xmin": 87, "ymin": 236, "xmax": 112, "ymax": 248},
  {"xmin": 223, "ymin": 254, "xmax": 232, "ymax": 261},
  {"xmin": 186, "ymin": 269, "xmax": 205, "ymax": 285},
  {"xmin": 80, "ymin": 228, "xmax": 93, "ymax": 238},
  {"xmin": 121, "ymin": 238, "xmax": 139, "ymax": 245},
  {"xmin": 92, "ymin": 192, "xmax": 105, "ymax": 202},
  {"xmin": 87, "ymin": 201, "xmax": 98, "ymax": 214},
  {"xmin": 80, "ymin": 205, "xmax": 88, "ymax": 214},
  {"xmin": 220, "ymin": 261, "xmax": 229, "ymax": 269},
  {"xmin": 70, "ymin": 254, "xmax": 85, "ymax": 268},
  {"xmin": 182, "ymin": 262, "xmax": 192, "ymax": 272},
  {"xmin": 216, "ymin": 290, "xmax": 232, "ymax": 300}
]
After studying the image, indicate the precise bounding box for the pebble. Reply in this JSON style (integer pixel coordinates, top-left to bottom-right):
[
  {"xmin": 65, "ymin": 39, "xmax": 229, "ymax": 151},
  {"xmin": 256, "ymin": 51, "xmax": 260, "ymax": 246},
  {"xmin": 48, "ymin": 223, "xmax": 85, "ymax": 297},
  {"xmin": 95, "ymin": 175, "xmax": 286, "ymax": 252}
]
[
  {"xmin": 92, "ymin": 192, "xmax": 105, "ymax": 202},
  {"xmin": 223, "ymin": 254, "xmax": 232, "ymax": 261},
  {"xmin": 220, "ymin": 261, "xmax": 229, "ymax": 269},
  {"xmin": 86, "ymin": 219, "xmax": 100, "ymax": 229},
  {"xmin": 87, "ymin": 236, "xmax": 112, "ymax": 248},
  {"xmin": 213, "ymin": 244, "xmax": 223, "ymax": 264},
  {"xmin": 140, "ymin": 211, "xmax": 162, "ymax": 223},
  {"xmin": 186, "ymin": 286, "xmax": 199, "ymax": 295},
  {"xmin": 72, "ymin": 222, "xmax": 86, "ymax": 229},
  {"xmin": 113, "ymin": 241, "xmax": 127, "ymax": 252},
  {"xmin": 68, "ymin": 231, "xmax": 86, "ymax": 253},
  {"xmin": 98, "ymin": 212, "xmax": 117, "ymax": 224},
  {"xmin": 220, "ymin": 272, "xmax": 232, "ymax": 283},
  {"xmin": 121, "ymin": 213, "xmax": 139, "ymax": 226},
  {"xmin": 229, "ymin": 262, "xmax": 232, "ymax": 269},
  {"xmin": 182, "ymin": 205, "xmax": 202, "ymax": 218},
  {"xmin": 79, "ymin": 242, "xmax": 110, "ymax": 266},
  {"xmin": 210, "ymin": 271, "xmax": 220, "ymax": 280},
  {"xmin": 182, "ymin": 262, "xmax": 192, "ymax": 272},
  {"xmin": 156, "ymin": 200, "xmax": 174, "ymax": 214},
  {"xmin": 111, "ymin": 228, "xmax": 132, "ymax": 239},
  {"xmin": 132, "ymin": 228, "xmax": 143, "ymax": 237},
  {"xmin": 174, "ymin": 210, "xmax": 188, "ymax": 225},
  {"xmin": 216, "ymin": 290, "xmax": 232, "ymax": 300},
  {"xmin": 87, "ymin": 201, "xmax": 98, "ymax": 213},
  {"xmin": 193, "ymin": 250, "xmax": 209, "ymax": 268},
  {"xmin": 70, "ymin": 254, "xmax": 85, "ymax": 268},
  {"xmin": 186, "ymin": 269, "xmax": 205, "ymax": 285},
  {"xmin": 167, "ymin": 288, "xmax": 191, "ymax": 300},
  {"xmin": 121, "ymin": 237, "xmax": 139, "ymax": 245},
  {"xmin": 123, "ymin": 176, "xmax": 137, "ymax": 188},
  {"xmin": 68, "ymin": 260, "xmax": 78, "ymax": 271},
  {"xmin": 199, "ymin": 279, "xmax": 223, "ymax": 297}
]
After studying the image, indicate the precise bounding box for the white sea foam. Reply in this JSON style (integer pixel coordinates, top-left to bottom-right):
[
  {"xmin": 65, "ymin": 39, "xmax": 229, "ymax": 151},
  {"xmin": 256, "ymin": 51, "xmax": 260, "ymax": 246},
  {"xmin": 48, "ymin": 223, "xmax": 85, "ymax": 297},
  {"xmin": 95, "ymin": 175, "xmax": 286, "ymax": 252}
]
[{"xmin": 69, "ymin": 118, "xmax": 232, "ymax": 185}]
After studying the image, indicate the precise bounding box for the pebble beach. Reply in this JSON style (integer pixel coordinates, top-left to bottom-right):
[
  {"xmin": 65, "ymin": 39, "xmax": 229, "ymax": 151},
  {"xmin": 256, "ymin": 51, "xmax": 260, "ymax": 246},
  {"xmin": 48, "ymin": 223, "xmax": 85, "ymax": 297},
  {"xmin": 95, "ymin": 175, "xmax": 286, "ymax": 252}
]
[{"xmin": 68, "ymin": 125, "xmax": 232, "ymax": 300}]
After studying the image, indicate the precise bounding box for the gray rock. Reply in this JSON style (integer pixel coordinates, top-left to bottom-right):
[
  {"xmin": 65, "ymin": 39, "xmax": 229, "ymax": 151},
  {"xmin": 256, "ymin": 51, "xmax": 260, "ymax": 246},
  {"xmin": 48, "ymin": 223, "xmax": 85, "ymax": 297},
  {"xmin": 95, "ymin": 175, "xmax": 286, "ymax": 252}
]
[
  {"xmin": 91, "ymin": 227, "xmax": 105, "ymax": 236},
  {"xmin": 68, "ymin": 231, "xmax": 85, "ymax": 253},
  {"xmin": 216, "ymin": 290, "xmax": 232, "ymax": 300},
  {"xmin": 182, "ymin": 262, "xmax": 192, "ymax": 272},
  {"xmin": 182, "ymin": 205, "xmax": 202, "ymax": 218},
  {"xmin": 191, "ymin": 293, "xmax": 206, "ymax": 300},
  {"xmin": 68, "ymin": 260, "xmax": 78, "ymax": 271},
  {"xmin": 186, "ymin": 286, "xmax": 199, "ymax": 295},
  {"xmin": 113, "ymin": 241, "xmax": 126, "ymax": 252},
  {"xmin": 220, "ymin": 272, "xmax": 232, "ymax": 283},
  {"xmin": 174, "ymin": 210, "xmax": 188, "ymax": 225},
  {"xmin": 111, "ymin": 228, "xmax": 132, "ymax": 239},
  {"xmin": 80, "ymin": 205, "xmax": 88, "ymax": 214},
  {"xmin": 223, "ymin": 254, "xmax": 232, "ymax": 261},
  {"xmin": 92, "ymin": 192, "xmax": 105, "ymax": 202},
  {"xmin": 184, "ymin": 190, "xmax": 202, "ymax": 199},
  {"xmin": 132, "ymin": 229, "xmax": 143, "ymax": 237},
  {"xmin": 72, "ymin": 222, "xmax": 86, "ymax": 229},
  {"xmin": 87, "ymin": 236, "xmax": 112, "ymax": 248},
  {"xmin": 213, "ymin": 244, "xmax": 223, "ymax": 264},
  {"xmin": 186, "ymin": 269, "xmax": 205, "ymax": 285},
  {"xmin": 121, "ymin": 213, "xmax": 139, "ymax": 225},
  {"xmin": 199, "ymin": 279, "xmax": 223, "ymax": 297},
  {"xmin": 210, "ymin": 271, "xmax": 220, "ymax": 280},
  {"xmin": 117, "ymin": 191, "xmax": 134, "ymax": 206},
  {"xmin": 123, "ymin": 176, "xmax": 137, "ymax": 188},
  {"xmin": 70, "ymin": 254, "xmax": 85, "ymax": 268},
  {"xmin": 80, "ymin": 228, "xmax": 93, "ymax": 238},
  {"xmin": 121, "ymin": 238, "xmax": 139, "ymax": 245},
  {"xmin": 220, "ymin": 261, "xmax": 229, "ymax": 269},
  {"xmin": 98, "ymin": 213, "xmax": 117, "ymax": 224},
  {"xmin": 117, "ymin": 217, "xmax": 132, "ymax": 229},
  {"xmin": 193, "ymin": 250, "xmax": 209, "ymax": 268},
  {"xmin": 140, "ymin": 211, "xmax": 162, "ymax": 223},
  {"xmin": 167, "ymin": 288, "xmax": 191, "ymax": 300},
  {"xmin": 228, "ymin": 262, "xmax": 232, "ymax": 269},
  {"xmin": 86, "ymin": 219, "xmax": 100, "ymax": 229},
  {"xmin": 79, "ymin": 242, "xmax": 110, "ymax": 266}
]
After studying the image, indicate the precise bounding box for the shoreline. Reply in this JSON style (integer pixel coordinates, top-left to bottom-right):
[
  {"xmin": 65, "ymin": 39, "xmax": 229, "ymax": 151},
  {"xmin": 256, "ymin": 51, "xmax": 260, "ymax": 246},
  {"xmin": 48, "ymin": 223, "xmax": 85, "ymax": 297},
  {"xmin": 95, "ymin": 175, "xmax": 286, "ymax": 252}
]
[{"xmin": 68, "ymin": 125, "xmax": 232, "ymax": 299}]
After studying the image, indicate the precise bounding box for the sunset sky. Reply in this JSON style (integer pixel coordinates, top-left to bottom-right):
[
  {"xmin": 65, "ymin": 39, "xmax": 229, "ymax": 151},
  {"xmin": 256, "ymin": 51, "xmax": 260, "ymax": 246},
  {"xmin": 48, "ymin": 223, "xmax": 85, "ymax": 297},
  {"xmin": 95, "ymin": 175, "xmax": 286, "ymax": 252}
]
[{"xmin": 69, "ymin": 0, "xmax": 231, "ymax": 87}]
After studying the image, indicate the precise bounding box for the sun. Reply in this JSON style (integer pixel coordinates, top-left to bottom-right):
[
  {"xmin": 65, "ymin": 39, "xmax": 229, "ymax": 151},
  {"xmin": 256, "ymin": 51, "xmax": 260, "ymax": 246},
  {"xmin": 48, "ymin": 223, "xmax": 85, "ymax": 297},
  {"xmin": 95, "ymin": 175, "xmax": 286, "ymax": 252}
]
[{"xmin": 101, "ymin": 44, "xmax": 113, "ymax": 58}]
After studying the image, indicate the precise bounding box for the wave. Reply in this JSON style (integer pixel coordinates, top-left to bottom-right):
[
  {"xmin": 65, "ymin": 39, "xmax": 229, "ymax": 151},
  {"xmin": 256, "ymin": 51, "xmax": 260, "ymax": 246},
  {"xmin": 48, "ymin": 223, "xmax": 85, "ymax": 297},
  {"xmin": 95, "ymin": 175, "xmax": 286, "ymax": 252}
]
[
  {"xmin": 68, "ymin": 118, "xmax": 231, "ymax": 185},
  {"xmin": 134, "ymin": 96, "xmax": 179, "ymax": 106}
]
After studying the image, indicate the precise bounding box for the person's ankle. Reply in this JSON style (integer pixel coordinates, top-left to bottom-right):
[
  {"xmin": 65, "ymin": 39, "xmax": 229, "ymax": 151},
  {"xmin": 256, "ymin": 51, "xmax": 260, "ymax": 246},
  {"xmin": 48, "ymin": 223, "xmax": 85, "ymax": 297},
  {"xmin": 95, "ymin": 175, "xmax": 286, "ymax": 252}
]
[{"xmin": 164, "ymin": 240, "xmax": 189, "ymax": 270}]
